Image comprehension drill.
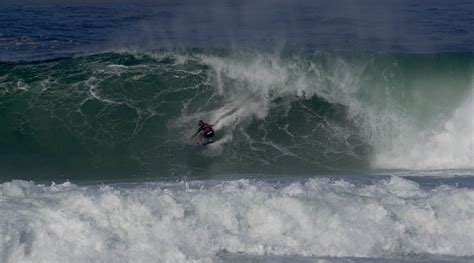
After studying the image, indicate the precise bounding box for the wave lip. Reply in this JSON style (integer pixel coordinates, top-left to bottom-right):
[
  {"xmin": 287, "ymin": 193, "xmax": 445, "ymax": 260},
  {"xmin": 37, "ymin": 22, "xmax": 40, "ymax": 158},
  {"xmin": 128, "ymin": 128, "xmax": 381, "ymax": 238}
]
[{"xmin": 1, "ymin": 177, "xmax": 474, "ymax": 262}]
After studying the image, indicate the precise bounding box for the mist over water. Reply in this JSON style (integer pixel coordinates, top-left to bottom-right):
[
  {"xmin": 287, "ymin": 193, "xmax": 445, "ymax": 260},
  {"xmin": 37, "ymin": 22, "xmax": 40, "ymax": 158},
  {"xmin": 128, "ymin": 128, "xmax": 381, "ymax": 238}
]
[{"xmin": 1, "ymin": 0, "xmax": 474, "ymax": 61}]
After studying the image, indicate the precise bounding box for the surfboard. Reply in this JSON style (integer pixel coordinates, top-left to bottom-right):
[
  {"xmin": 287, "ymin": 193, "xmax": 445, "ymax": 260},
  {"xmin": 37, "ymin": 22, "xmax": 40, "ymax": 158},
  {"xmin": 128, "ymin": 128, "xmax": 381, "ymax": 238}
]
[
  {"xmin": 201, "ymin": 140, "xmax": 214, "ymax": 146},
  {"xmin": 189, "ymin": 140, "xmax": 214, "ymax": 146}
]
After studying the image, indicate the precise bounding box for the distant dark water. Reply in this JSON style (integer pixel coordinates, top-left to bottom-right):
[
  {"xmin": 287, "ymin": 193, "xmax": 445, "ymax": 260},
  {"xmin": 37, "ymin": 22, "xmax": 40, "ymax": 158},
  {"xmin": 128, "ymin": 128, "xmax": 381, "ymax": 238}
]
[{"xmin": 1, "ymin": 0, "xmax": 473, "ymax": 61}]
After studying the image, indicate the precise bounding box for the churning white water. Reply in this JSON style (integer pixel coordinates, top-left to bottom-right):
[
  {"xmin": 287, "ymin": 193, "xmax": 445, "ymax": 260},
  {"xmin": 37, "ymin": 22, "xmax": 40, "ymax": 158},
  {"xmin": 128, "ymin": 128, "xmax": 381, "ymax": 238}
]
[{"xmin": 1, "ymin": 176, "xmax": 473, "ymax": 262}]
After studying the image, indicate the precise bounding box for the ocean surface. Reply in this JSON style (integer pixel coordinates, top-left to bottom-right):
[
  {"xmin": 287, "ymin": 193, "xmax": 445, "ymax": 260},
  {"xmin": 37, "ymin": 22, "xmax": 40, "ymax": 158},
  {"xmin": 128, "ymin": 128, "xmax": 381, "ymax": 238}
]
[{"xmin": 1, "ymin": 1, "xmax": 473, "ymax": 262}]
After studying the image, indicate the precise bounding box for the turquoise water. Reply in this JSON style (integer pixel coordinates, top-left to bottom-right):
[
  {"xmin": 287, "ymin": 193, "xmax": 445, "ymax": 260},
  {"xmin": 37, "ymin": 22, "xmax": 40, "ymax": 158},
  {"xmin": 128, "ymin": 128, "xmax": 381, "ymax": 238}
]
[{"xmin": 1, "ymin": 51, "xmax": 473, "ymax": 182}]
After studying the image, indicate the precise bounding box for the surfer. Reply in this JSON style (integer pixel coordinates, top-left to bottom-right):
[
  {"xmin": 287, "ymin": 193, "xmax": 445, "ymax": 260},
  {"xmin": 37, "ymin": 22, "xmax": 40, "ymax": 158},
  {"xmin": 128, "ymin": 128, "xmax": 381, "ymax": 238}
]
[{"xmin": 191, "ymin": 120, "xmax": 215, "ymax": 145}]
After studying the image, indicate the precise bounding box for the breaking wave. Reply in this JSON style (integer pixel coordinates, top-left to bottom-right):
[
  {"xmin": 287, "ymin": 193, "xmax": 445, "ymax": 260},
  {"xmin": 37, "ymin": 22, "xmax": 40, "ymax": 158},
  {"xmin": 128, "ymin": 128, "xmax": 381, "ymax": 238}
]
[{"xmin": 0, "ymin": 51, "xmax": 472, "ymax": 181}]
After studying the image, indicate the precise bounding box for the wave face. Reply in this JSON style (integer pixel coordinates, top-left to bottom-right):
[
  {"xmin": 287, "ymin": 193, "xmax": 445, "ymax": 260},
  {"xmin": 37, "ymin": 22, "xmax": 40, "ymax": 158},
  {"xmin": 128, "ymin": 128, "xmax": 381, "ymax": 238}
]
[
  {"xmin": 0, "ymin": 51, "xmax": 473, "ymax": 181},
  {"xmin": 1, "ymin": 177, "xmax": 474, "ymax": 262}
]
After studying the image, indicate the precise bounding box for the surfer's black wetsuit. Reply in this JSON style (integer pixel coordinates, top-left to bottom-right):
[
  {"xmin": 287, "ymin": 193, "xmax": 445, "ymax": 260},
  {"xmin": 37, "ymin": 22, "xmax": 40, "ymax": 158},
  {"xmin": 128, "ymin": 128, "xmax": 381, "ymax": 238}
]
[{"xmin": 198, "ymin": 123, "xmax": 214, "ymax": 138}]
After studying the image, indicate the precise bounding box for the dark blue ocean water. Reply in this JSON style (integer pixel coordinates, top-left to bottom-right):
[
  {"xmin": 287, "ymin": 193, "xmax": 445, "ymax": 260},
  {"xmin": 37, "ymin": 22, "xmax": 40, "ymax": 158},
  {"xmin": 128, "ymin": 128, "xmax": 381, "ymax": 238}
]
[{"xmin": 1, "ymin": 0, "xmax": 473, "ymax": 61}]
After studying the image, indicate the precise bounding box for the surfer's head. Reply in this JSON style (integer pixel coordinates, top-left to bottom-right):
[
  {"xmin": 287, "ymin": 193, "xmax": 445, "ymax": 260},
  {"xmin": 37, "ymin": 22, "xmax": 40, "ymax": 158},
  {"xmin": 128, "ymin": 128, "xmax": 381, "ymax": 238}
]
[{"xmin": 198, "ymin": 120, "xmax": 204, "ymax": 126}]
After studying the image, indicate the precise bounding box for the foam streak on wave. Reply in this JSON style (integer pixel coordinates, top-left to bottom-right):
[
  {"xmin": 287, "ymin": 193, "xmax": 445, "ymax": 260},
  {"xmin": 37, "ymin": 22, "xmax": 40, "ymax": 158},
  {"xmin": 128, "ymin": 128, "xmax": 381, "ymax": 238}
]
[{"xmin": 1, "ymin": 177, "xmax": 474, "ymax": 262}]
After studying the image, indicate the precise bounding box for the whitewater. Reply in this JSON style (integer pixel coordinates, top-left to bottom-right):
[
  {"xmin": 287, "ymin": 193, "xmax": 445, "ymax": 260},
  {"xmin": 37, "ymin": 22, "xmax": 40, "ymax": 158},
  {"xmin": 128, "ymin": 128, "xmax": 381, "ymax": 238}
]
[{"xmin": 2, "ymin": 177, "xmax": 474, "ymax": 262}]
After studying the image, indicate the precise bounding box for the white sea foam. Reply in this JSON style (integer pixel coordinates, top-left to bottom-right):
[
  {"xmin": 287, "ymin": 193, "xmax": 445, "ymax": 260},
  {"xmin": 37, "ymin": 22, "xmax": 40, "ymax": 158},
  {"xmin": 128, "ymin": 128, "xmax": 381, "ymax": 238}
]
[
  {"xmin": 374, "ymin": 90, "xmax": 474, "ymax": 169},
  {"xmin": 192, "ymin": 53, "xmax": 474, "ymax": 171},
  {"xmin": 1, "ymin": 177, "xmax": 473, "ymax": 262}
]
